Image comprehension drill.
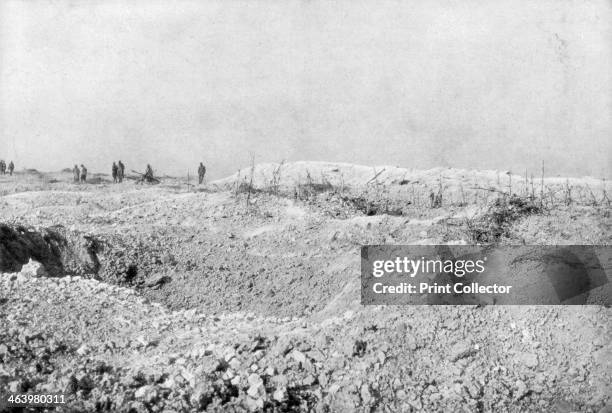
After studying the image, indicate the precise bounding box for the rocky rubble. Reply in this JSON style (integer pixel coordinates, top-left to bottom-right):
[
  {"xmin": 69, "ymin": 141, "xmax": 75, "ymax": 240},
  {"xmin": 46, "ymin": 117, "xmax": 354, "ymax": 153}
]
[
  {"xmin": 0, "ymin": 263, "xmax": 610, "ymax": 412},
  {"xmin": 0, "ymin": 171, "xmax": 611, "ymax": 412}
]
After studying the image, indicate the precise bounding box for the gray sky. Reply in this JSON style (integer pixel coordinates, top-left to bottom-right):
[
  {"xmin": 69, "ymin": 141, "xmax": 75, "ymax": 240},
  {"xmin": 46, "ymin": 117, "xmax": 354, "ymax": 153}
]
[{"xmin": 1, "ymin": 0, "xmax": 610, "ymax": 178}]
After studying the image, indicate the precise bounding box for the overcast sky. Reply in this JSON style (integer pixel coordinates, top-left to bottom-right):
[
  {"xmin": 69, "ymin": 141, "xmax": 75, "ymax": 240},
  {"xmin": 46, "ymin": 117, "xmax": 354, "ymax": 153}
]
[{"xmin": 0, "ymin": 0, "xmax": 610, "ymax": 178}]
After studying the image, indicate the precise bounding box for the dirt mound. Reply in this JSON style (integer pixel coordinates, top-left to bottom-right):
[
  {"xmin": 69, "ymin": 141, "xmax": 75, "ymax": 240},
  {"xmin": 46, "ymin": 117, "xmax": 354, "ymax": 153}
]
[{"xmin": 22, "ymin": 168, "xmax": 42, "ymax": 175}]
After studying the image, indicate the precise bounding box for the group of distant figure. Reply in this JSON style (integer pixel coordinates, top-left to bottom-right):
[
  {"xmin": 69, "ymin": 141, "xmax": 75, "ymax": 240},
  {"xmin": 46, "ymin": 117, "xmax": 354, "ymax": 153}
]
[
  {"xmin": 0, "ymin": 160, "xmax": 15, "ymax": 176},
  {"xmin": 72, "ymin": 164, "xmax": 88, "ymax": 183},
  {"xmin": 0, "ymin": 159, "xmax": 206, "ymax": 184},
  {"xmin": 68, "ymin": 160, "xmax": 205, "ymax": 185},
  {"xmin": 111, "ymin": 161, "xmax": 126, "ymax": 183},
  {"xmin": 132, "ymin": 162, "xmax": 206, "ymax": 184}
]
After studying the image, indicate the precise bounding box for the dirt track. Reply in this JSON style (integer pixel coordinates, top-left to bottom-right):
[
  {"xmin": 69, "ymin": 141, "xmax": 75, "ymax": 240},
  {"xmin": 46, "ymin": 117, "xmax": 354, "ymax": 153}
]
[{"xmin": 0, "ymin": 167, "xmax": 611, "ymax": 412}]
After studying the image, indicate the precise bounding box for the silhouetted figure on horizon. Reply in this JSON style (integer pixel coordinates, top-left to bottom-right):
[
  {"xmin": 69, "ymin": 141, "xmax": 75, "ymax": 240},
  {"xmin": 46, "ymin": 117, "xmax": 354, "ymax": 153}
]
[
  {"xmin": 118, "ymin": 161, "xmax": 125, "ymax": 182},
  {"xmin": 144, "ymin": 164, "xmax": 153, "ymax": 180},
  {"xmin": 80, "ymin": 164, "xmax": 87, "ymax": 183},
  {"xmin": 198, "ymin": 162, "xmax": 206, "ymax": 184}
]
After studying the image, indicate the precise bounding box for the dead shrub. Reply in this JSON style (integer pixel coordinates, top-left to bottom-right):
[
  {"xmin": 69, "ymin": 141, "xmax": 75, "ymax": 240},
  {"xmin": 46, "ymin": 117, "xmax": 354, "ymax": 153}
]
[{"xmin": 465, "ymin": 195, "xmax": 543, "ymax": 244}]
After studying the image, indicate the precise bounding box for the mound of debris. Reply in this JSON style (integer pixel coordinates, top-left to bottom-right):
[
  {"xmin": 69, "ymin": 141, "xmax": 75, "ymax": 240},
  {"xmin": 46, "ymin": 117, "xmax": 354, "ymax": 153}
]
[{"xmin": 1, "ymin": 270, "xmax": 610, "ymax": 413}]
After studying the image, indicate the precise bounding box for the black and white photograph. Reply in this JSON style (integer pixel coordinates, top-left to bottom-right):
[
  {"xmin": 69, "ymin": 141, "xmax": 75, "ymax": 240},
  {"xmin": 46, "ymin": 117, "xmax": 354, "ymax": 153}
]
[{"xmin": 0, "ymin": 1, "xmax": 610, "ymax": 412}]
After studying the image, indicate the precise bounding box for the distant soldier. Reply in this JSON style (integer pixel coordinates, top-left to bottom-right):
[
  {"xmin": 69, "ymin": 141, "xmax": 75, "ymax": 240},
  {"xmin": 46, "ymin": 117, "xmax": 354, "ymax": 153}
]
[
  {"xmin": 144, "ymin": 164, "xmax": 154, "ymax": 180},
  {"xmin": 80, "ymin": 164, "xmax": 87, "ymax": 183},
  {"xmin": 198, "ymin": 162, "xmax": 206, "ymax": 184},
  {"xmin": 112, "ymin": 162, "xmax": 118, "ymax": 183},
  {"xmin": 73, "ymin": 165, "xmax": 80, "ymax": 182},
  {"xmin": 7, "ymin": 161, "xmax": 14, "ymax": 176},
  {"xmin": 118, "ymin": 160, "xmax": 125, "ymax": 182},
  {"xmin": 0, "ymin": 160, "xmax": 5, "ymax": 175}
]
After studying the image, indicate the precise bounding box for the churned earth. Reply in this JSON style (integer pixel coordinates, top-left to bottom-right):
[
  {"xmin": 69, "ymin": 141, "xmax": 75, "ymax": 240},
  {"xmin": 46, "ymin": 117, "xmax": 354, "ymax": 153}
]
[{"xmin": 0, "ymin": 163, "xmax": 610, "ymax": 412}]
